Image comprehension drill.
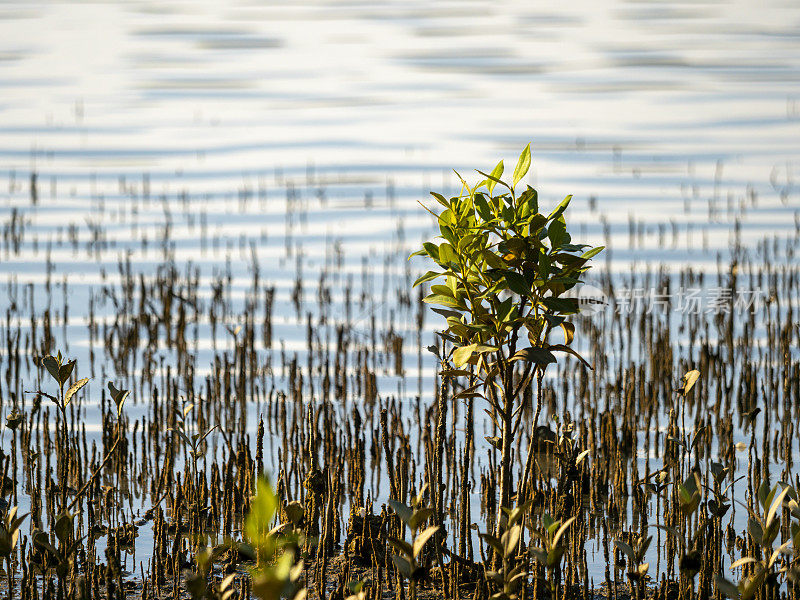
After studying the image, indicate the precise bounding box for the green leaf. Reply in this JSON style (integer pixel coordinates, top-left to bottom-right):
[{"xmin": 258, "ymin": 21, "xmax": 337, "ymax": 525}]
[
  {"xmin": 684, "ymin": 471, "xmax": 701, "ymax": 495},
  {"xmin": 542, "ymin": 514, "xmax": 555, "ymax": 531},
  {"xmin": 42, "ymin": 356, "xmax": 60, "ymax": 383},
  {"xmin": 504, "ymin": 271, "xmax": 529, "ymax": 296},
  {"xmin": 107, "ymin": 382, "xmax": 129, "ymax": 417},
  {"xmin": 510, "ymin": 347, "xmax": 556, "ymax": 365},
  {"xmin": 474, "ymin": 344, "xmax": 498, "ymax": 354},
  {"xmin": 540, "ymin": 297, "xmax": 579, "ymax": 314},
  {"xmin": 430, "ymin": 192, "xmax": 449, "ymax": 208},
  {"xmin": 389, "ymin": 500, "xmax": 413, "ymax": 526},
  {"xmin": 58, "ymin": 360, "xmax": 76, "ymax": 387},
  {"xmin": 549, "ymin": 344, "xmax": 592, "ymax": 369},
  {"xmin": 438, "ymin": 243, "xmax": 457, "ymax": 266},
  {"xmin": 546, "ymin": 545, "xmax": 565, "ymax": 568},
  {"xmin": 423, "ymin": 294, "xmax": 463, "ymax": 310},
  {"xmin": 519, "ymin": 186, "xmax": 538, "ymax": 216},
  {"xmin": 730, "ymin": 557, "xmax": 758, "ymax": 571},
  {"xmin": 453, "ymin": 344, "xmax": 477, "ymax": 368},
  {"xmin": 551, "ymin": 516, "xmax": 576, "ymax": 547},
  {"xmin": 408, "ymin": 508, "xmax": 435, "ymax": 531},
  {"xmin": 769, "ymin": 540, "xmax": 792, "ymax": 568},
  {"xmin": 64, "ymin": 378, "xmax": 89, "ymax": 408},
  {"xmin": 391, "ymin": 554, "xmax": 412, "ymax": 578},
  {"xmin": 741, "ymin": 568, "xmax": 766, "ymax": 600},
  {"xmin": 32, "ymin": 530, "xmax": 59, "ymax": 558},
  {"xmin": 446, "ymin": 316, "xmax": 471, "ymax": 338},
  {"xmin": 530, "ymin": 547, "xmax": 547, "ymax": 565},
  {"xmin": 747, "ymin": 518, "xmax": 763, "ymax": 545},
  {"xmin": 615, "ymin": 540, "xmax": 635, "ymax": 562},
  {"xmin": 245, "ymin": 478, "xmax": 278, "ymax": 548},
  {"xmin": 431, "ymin": 307, "xmax": 463, "ymax": 320},
  {"xmin": 538, "ymin": 251, "xmax": 551, "ymax": 278},
  {"xmin": 422, "ymin": 242, "xmax": 440, "ymax": 262},
  {"xmin": 496, "ymin": 297, "xmax": 515, "ymax": 324},
  {"xmin": 560, "ymin": 322, "xmax": 575, "ymax": 345},
  {"xmin": 413, "ymin": 526, "xmax": 440, "ymax": 558},
  {"xmin": 513, "ymin": 144, "xmax": 531, "ymax": 187},
  {"xmin": 757, "ymin": 480, "xmax": 771, "ymax": 509},
  {"xmin": 474, "ymin": 194, "xmax": 494, "ymax": 222},
  {"xmin": 581, "ymin": 246, "xmax": 605, "ymax": 260},
  {"xmin": 413, "ymin": 484, "xmax": 429, "ymax": 508},
  {"xmin": 347, "ymin": 581, "xmax": 364, "ymax": 595},
  {"xmin": 412, "ymin": 271, "xmax": 442, "ymax": 288},
  {"xmin": 715, "ymin": 574, "xmax": 741, "ymax": 599},
  {"xmin": 547, "ymin": 195, "xmax": 572, "ymax": 221},
  {"xmin": 680, "ymin": 370, "xmax": 701, "ymax": 396},
  {"xmin": 430, "ymin": 284, "xmax": 454, "ymax": 298},
  {"xmin": 765, "ymin": 485, "xmax": 791, "ymax": 529},
  {"xmin": 548, "ymin": 217, "xmax": 568, "ymax": 249},
  {"xmin": 479, "ymin": 533, "xmax": 503, "ymax": 556},
  {"xmin": 501, "ymin": 525, "xmax": 521, "ymax": 557},
  {"xmin": 54, "ymin": 512, "xmax": 73, "ymax": 543},
  {"xmin": 506, "ymin": 503, "xmax": 530, "ymax": 527},
  {"xmin": 486, "ymin": 161, "xmax": 504, "ymax": 194},
  {"xmin": 528, "ymin": 212, "xmax": 548, "ymax": 235},
  {"xmin": 388, "ymin": 536, "xmax": 413, "ymax": 557}
]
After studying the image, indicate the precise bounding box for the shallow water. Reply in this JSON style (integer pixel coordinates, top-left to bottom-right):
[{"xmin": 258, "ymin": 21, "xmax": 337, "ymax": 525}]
[{"xmin": 1, "ymin": 0, "xmax": 800, "ymax": 590}]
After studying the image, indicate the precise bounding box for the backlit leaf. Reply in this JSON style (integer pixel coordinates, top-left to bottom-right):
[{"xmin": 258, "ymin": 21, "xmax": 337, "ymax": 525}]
[
  {"xmin": 513, "ymin": 144, "xmax": 531, "ymax": 187},
  {"xmin": 64, "ymin": 378, "xmax": 89, "ymax": 408},
  {"xmin": 413, "ymin": 526, "xmax": 440, "ymax": 558},
  {"xmin": 453, "ymin": 344, "xmax": 477, "ymax": 368},
  {"xmin": 413, "ymin": 271, "xmax": 442, "ymax": 288},
  {"xmin": 680, "ymin": 370, "xmax": 700, "ymax": 395}
]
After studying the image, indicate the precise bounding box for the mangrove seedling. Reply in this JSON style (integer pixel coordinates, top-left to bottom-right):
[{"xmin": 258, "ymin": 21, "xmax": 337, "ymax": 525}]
[
  {"xmin": 747, "ymin": 482, "xmax": 792, "ymax": 552},
  {"xmin": 387, "ymin": 485, "xmax": 440, "ymax": 600},
  {"xmin": 0, "ymin": 505, "xmax": 26, "ymax": 600},
  {"xmin": 479, "ymin": 503, "xmax": 529, "ymax": 600},
  {"xmin": 411, "ymin": 143, "xmax": 603, "ymax": 534},
  {"xmin": 784, "ymin": 487, "xmax": 800, "ymax": 585},
  {"xmin": 245, "ymin": 477, "xmax": 306, "ymax": 600},
  {"xmin": 186, "ymin": 545, "xmax": 237, "ymax": 600},
  {"xmin": 615, "ymin": 534, "xmax": 652, "ymax": 600},
  {"xmin": 654, "ymin": 471, "xmax": 704, "ymax": 584},
  {"xmin": 344, "ymin": 581, "xmax": 368, "ymax": 600},
  {"xmin": 528, "ymin": 512, "xmax": 577, "ymax": 600},
  {"xmin": 716, "ymin": 482, "xmax": 796, "ymax": 599},
  {"xmin": 538, "ymin": 416, "xmax": 590, "ymax": 508},
  {"xmin": 706, "ymin": 461, "xmax": 742, "ymax": 519},
  {"xmin": 171, "ymin": 409, "xmax": 218, "ymax": 498},
  {"xmin": 29, "ymin": 512, "xmax": 82, "ymax": 583},
  {"xmin": 66, "ymin": 381, "xmax": 128, "ymax": 512},
  {"xmin": 33, "ymin": 352, "xmax": 88, "ymax": 511}
]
